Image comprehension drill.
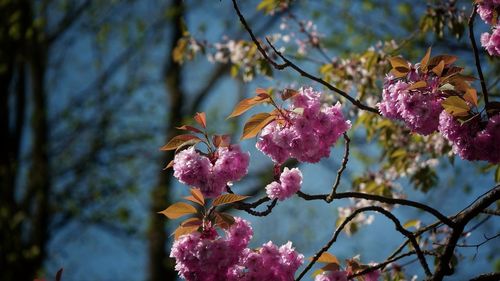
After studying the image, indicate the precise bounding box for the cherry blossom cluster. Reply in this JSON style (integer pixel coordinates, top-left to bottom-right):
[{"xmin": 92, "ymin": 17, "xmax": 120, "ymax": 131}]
[
  {"xmin": 478, "ymin": 0, "xmax": 500, "ymax": 56},
  {"xmin": 438, "ymin": 111, "xmax": 500, "ymax": 163},
  {"xmin": 379, "ymin": 72, "xmax": 444, "ymax": 135},
  {"xmin": 170, "ymin": 218, "xmax": 303, "ymax": 281},
  {"xmin": 256, "ymin": 87, "xmax": 351, "ymax": 164},
  {"xmin": 173, "ymin": 145, "xmax": 250, "ymax": 198},
  {"xmin": 265, "ymin": 167, "xmax": 303, "ymax": 200}
]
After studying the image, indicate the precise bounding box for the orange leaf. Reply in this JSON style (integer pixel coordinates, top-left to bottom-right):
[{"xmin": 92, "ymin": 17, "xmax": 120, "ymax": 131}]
[
  {"xmin": 173, "ymin": 224, "xmax": 199, "ymax": 240},
  {"xmin": 228, "ymin": 96, "xmax": 269, "ymax": 119},
  {"xmin": 388, "ymin": 57, "xmax": 410, "ymax": 71},
  {"xmin": 390, "ymin": 68, "xmax": 409, "ymax": 78},
  {"xmin": 463, "ymin": 88, "xmax": 478, "ymax": 106},
  {"xmin": 181, "ymin": 217, "xmax": 203, "ymax": 227},
  {"xmin": 241, "ymin": 112, "xmax": 276, "ymax": 140},
  {"xmin": 429, "ymin": 54, "xmax": 457, "ymax": 66},
  {"xmin": 312, "ymin": 252, "xmax": 340, "ymax": 265},
  {"xmin": 407, "ymin": 81, "xmax": 427, "ymax": 91},
  {"xmin": 420, "ymin": 47, "xmax": 432, "ymax": 71},
  {"xmin": 431, "ymin": 60, "xmax": 445, "ymax": 77},
  {"xmin": 183, "ymin": 188, "xmax": 205, "ymax": 206},
  {"xmin": 213, "ymin": 194, "xmax": 249, "ymax": 206},
  {"xmin": 160, "ymin": 134, "xmax": 201, "ymax": 151},
  {"xmin": 194, "ymin": 112, "xmax": 207, "ymax": 128},
  {"xmin": 213, "ymin": 134, "xmax": 231, "ymax": 147},
  {"xmin": 176, "ymin": 125, "xmax": 203, "ymax": 134},
  {"xmin": 158, "ymin": 202, "xmax": 197, "ymax": 219}
]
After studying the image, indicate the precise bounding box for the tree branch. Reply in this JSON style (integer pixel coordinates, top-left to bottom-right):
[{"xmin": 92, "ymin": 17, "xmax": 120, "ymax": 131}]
[
  {"xmin": 326, "ymin": 133, "xmax": 350, "ymax": 202},
  {"xmin": 468, "ymin": 4, "xmax": 489, "ymax": 108},
  {"xmin": 296, "ymin": 206, "xmax": 431, "ymax": 280},
  {"xmin": 230, "ymin": 0, "xmax": 379, "ymax": 114},
  {"xmin": 297, "ymin": 190, "xmax": 454, "ymax": 227}
]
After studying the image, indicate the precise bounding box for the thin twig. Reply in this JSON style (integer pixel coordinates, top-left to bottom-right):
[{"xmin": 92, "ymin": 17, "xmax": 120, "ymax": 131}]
[
  {"xmin": 231, "ymin": 0, "xmax": 379, "ymax": 114},
  {"xmin": 468, "ymin": 4, "xmax": 489, "ymax": 108},
  {"xmin": 297, "ymin": 190, "xmax": 454, "ymax": 227},
  {"xmin": 326, "ymin": 133, "xmax": 350, "ymax": 202},
  {"xmin": 296, "ymin": 206, "xmax": 432, "ymax": 280}
]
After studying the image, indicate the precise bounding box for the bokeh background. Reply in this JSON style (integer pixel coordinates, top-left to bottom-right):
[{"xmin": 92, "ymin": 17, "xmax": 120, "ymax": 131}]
[{"xmin": 1, "ymin": 0, "xmax": 499, "ymax": 280}]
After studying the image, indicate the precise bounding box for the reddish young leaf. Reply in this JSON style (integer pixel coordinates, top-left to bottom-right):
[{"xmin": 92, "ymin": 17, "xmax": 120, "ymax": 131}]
[
  {"xmin": 241, "ymin": 112, "xmax": 276, "ymax": 140},
  {"xmin": 163, "ymin": 159, "xmax": 175, "ymax": 170},
  {"xmin": 420, "ymin": 47, "xmax": 432, "ymax": 71},
  {"xmin": 463, "ymin": 88, "xmax": 478, "ymax": 107},
  {"xmin": 183, "ymin": 188, "xmax": 205, "ymax": 206},
  {"xmin": 255, "ymin": 88, "xmax": 269, "ymax": 96},
  {"xmin": 173, "ymin": 224, "xmax": 199, "ymax": 240},
  {"xmin": 212, "ymin": 194, "xmax": 249, "ymax": 206},
  {"xmin": 431, "ymin": 60, "xmax": 445, "ymax": 77},
  {"xmin": 158, "ymin": 202, "xmax": 197, "ymax": 219},
  {"xmin": 429, "ymin": 54, "xmax": 457, "ymax": 66},
  {"xmin": 181, "ymin": 217, "xmax": 203, "ymax": 227},
  {"xmin": 213, "ymin": 134, "xmax": 231, "ymax": 148},
  {"xmin": 281, "ymin": 88, "xmax": 299, "ymax": 101},
  {"xmin": 215, "ymin": 212, "xmax": 236, "ymax": 229},
  {"xmin": 227, "ymin": 96, "xmax": 269, "ymax": 119},
  {"xmin": 160, "ymin": 134, "xmax": 201, "ymax": 151},
  {"xmin": 388, "ymin": 56, "xmax": 410, "ymax": 71},
  {"xmin": 176, "ymin": 125, "xmax": 203, "ymax": 134},
  {"xmin": 175, "ymin": 138, "xmax": 202, "ymax": 153},
  {"xmin": 194, "ymin": 112, "xmax": 207, "ymax": 128}
]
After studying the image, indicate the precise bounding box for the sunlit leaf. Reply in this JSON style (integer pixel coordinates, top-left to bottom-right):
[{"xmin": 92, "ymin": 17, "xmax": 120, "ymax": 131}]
[
  {"xmin": 175, "ymin": 138, "xmax": 202, "ymax": 153},
  {"xmin": 420, "ymin": 47, "xmax": 432, "ymax": 71},
  {"xmin": 407, "ymin": 81, "xmax": 427, "ymax": 91},
  {"xmin": 312, "ymin": 252, "xmax": 340, "ymax": 265},
  {"xmin": 181, "ymin": 217, "xmax": 202, "ymax": 227},
  {"xmin": 189, "ymin": 188, "xmax": 205, "ymax": 206},
  {"xmin": 431, "ymin": 60, "xmax": 445, "ymax": 77},
  {"xmin": 176, "ymin": 125, "xmax": 203, "ymax": 134},
  {"xmin": 388, "ymin": 56, "xmax": 410, "ymax": 71},
  {"xmin": 160, "ymin": 134, "xmax": 201, "ymax": 151},
  {"xmin": 227, "ymin": 97, "xmax": 268, "ymax": 119},
  {"xmin": 158, "ymin": 202, "xmax": 197, "ymax": 219},
  {"xmin": 463, "ymin": 88, "xmax": 478, "ymax": 106},
  {"xmin": 173, "ymin": 224, "xmax": 199, "ymax": 240},
  {"xmin": 403, "ymin": 219, "xmax": 420, "ymax": 229},
  {"xmin": 194, "ymin": 112, "xmax": 206, "ymax": 128},
  {"xmin": 241, "ymin": 113, "xmax": 275, "ymax": 140},
  {"xmin": 441, "ymin": 96, "xmax": 470, "ymax": 117},
  {"xmin": 213, "ymin": 194, "xmax": 249, "ymax": 206},
  {"xmin": 390, "ymin": 68, "xmax": 409, "ymax": 78}
]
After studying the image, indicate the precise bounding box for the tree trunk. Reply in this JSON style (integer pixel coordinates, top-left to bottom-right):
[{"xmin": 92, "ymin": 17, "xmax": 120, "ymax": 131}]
[{"xmin": 148, "ymin": 1, "xmax": 185, "ymax": 280}]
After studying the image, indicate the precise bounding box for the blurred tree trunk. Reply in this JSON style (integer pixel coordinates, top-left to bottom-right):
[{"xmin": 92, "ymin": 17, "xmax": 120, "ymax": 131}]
[
  {"xmin": 148, "ymin": 0, "xmax": 185, "ymax": 280},
  {"xmin": 0, "ymin": 1, "xmax": 50, "ymax": 280}
]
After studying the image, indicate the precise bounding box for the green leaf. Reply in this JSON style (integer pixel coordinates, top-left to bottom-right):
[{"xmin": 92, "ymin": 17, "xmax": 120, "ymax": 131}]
[
  {"xmin": 403, "ymin": 219, "xmax": 420, "ymax": 229},
  {"xmin": 495, "ymin": 165, "xmax": 500, "ymax": 183}
]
